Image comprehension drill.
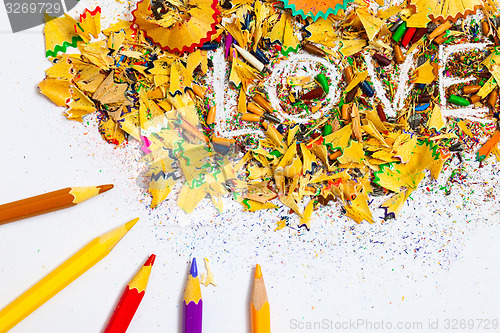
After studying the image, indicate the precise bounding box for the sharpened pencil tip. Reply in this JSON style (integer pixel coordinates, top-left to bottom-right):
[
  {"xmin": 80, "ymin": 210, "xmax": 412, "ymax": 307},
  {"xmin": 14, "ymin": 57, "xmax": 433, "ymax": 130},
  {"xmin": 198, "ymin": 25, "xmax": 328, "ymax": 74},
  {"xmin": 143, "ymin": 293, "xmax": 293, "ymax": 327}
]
[
  {"xmin": 190, "ymin": 258, "xmax": 198, "ymax": 277},
  {"xmin": 125, "ymin": 217, "xmax": 139, "ymax": 231},
  {"xmin": 255, "ymin": 264, "xmax": 262, "ymax": 279},
  {"xmin": 144, "ymin": 254, "xmax": 156, "ymax": 266},
  {"xmin": 97, "ymin": 184, "xmax": 114, "ymax": 194}
]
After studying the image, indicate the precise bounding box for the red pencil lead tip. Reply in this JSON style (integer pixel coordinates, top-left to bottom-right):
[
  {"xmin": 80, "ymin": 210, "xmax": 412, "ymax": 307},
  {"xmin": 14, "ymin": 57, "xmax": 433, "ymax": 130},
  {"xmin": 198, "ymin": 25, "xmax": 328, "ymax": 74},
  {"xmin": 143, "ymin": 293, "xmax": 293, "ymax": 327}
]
[{"xmin": 144, "ymin": 254, "xmax": 156, "ymax": 266}]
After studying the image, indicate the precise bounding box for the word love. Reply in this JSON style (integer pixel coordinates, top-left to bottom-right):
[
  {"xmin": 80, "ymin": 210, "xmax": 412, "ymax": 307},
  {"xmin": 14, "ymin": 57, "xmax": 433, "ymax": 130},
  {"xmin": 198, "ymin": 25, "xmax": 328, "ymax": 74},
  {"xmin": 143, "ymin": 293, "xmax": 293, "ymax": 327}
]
[{"xmin": 210, "ymin": 43, "xmax": 492, "ymax": 138}]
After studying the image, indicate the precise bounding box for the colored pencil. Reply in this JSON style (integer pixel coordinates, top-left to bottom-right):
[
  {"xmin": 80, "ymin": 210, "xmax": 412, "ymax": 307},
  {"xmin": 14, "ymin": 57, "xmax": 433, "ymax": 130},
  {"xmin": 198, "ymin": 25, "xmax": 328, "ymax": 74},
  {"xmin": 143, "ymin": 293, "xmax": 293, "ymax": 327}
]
[
  {"xmin": 0, "ymin": 184, "xmax": 114, "ymax": 225},
  {"xmin": 0, "ymin": 218, "xmax": 138, "ymax": 333},
  {"xmin": 477, "ymin": 130, "xmax": 500, "ymax": 161},
  {"xmin": 251, "ymin": 264, "xmax": 270, "ymax": 333},
  {"xmin": 183, "ymin": 258, "xmax": 202, "ymax": 333},
  {"xmin": 104, "ymin": 254, "xmax": 156, "ymax": 333}
]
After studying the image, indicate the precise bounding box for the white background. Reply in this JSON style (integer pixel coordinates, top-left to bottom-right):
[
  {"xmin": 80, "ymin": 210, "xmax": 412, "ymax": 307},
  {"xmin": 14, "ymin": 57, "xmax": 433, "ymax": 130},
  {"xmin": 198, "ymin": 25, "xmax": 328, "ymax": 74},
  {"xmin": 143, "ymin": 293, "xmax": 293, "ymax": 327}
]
[{"xmin": 0, "ymin": 1, "xmax": 500, "ymax": 332}]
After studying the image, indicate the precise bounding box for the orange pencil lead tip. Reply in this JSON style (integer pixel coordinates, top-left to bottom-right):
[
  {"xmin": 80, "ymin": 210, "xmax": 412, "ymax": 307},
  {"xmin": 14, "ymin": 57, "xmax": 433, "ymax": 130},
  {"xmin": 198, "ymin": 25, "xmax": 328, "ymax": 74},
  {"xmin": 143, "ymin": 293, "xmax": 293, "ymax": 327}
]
[
  {"xmin": 98, "ymin": 184, "xmax": 114, "ymax": 194},
  {"xmin": 125, "ymin": 217, "xmax": 139, "ymax": 231},
  {"xmin": 144, "ymin": 254, "xmax": 156, "ymax": 266},
  {"xmin": 255, "ymin": 264, "xmax": 263, "ymax": 279}
]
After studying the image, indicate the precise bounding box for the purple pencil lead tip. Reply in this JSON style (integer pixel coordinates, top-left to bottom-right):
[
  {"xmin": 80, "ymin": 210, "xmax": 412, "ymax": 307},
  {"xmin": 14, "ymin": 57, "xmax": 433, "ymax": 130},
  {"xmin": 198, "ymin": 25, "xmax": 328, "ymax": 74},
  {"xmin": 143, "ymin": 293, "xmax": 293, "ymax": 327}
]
[
  {"xmin": 190, "ymin": 258, "xmax": 198, "ymax": 277},
  {"xmin": 225, "ymin": 34, "xmax": 233, "ymax": 58}
]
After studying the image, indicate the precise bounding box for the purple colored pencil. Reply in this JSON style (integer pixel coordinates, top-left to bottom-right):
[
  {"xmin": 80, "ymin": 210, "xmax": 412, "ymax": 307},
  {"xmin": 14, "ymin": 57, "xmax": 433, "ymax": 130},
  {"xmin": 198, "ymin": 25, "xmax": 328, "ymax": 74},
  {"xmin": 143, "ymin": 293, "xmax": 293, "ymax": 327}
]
[
  {"xmin": 183, "ymin": 258, "xmax": 203, "ymax": 333},
  {"xmin": 225, "ymin": 34, "xmax": 233, "ymax": 58}
]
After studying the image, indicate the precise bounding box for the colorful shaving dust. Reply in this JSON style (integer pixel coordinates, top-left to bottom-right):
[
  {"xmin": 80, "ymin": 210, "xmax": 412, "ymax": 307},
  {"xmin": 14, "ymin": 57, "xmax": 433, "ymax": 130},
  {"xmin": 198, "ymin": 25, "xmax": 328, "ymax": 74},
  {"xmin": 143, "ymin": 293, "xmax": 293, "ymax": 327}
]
[{"xmin": 38, "ymin": 0, "xmax": 500, "ymax": 229}]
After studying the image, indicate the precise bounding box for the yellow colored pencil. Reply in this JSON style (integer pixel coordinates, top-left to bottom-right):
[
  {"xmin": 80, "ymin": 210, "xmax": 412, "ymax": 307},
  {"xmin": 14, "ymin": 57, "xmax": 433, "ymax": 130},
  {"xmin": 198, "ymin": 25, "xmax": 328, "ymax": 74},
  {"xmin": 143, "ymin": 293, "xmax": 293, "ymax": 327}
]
[
  {"xmin": 251, "ymin": 264, "xmax": 270, "ymax": 333},
  {"xmin": 0, "ymin": 217, "xmax": 139, "ymax": 333}
]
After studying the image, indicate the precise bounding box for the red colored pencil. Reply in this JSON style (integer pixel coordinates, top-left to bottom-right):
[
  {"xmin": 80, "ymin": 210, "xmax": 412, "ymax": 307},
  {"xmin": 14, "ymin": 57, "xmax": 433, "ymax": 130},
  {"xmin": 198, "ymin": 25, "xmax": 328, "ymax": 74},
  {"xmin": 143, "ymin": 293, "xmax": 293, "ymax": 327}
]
[{"xmin": 104, "ymin": 254, "xmax": 156, "ymax": 333}]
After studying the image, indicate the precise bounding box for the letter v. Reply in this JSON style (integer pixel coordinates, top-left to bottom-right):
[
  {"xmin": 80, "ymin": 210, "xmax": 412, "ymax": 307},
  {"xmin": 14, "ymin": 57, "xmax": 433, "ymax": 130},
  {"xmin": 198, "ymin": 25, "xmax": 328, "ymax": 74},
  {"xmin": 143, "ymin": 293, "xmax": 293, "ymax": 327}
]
[{"xmin": 364, "ymin": 49, "xmax": 418, "ymax": 118}]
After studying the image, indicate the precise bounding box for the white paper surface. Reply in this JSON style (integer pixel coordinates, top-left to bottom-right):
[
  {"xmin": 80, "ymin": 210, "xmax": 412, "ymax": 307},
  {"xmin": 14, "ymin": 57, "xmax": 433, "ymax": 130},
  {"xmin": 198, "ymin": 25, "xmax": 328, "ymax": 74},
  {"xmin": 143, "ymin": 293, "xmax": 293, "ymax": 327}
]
[{"xmin": 0, "ymin": 1, "xmax": 499, "ymax": 332}]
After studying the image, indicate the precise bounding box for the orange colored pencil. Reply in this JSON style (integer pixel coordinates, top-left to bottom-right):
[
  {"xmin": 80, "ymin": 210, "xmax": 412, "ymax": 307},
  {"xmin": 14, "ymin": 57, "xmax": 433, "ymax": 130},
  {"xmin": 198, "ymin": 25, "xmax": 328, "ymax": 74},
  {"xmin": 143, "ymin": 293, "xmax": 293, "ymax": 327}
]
[
  {"xmin": 251, "ymin": 264, "xmax": 270, "ymax": 333},
  {"xmin": 477, "ymin": 130, "xmax": 500, "ymax": 161},
  {"xmin": 0, "ymin": 184, "xmax": 114, "ymax": 225},
  {"xmin": 104, "ymin": 254, "xmax": 156, "ymax": 333}
]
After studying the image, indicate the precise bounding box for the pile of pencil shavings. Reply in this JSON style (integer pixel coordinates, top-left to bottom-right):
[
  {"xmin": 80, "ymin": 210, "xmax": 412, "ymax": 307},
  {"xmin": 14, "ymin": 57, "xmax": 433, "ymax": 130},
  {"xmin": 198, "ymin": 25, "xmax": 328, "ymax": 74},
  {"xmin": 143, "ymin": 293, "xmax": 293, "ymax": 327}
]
[{"xmin": 38, "ymin": 0, "xmax": 500, "ymax": 228}]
